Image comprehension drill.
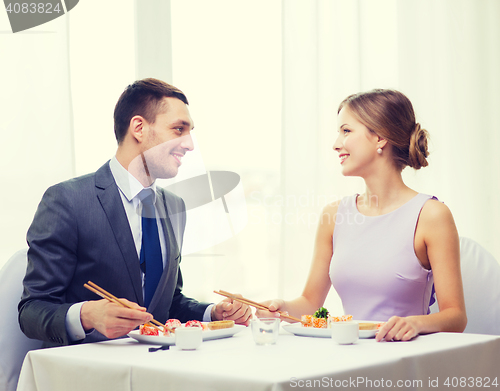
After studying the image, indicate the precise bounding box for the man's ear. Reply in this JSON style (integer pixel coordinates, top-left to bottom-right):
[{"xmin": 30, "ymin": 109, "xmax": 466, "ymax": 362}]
[{"xmin": 129, "ymin": 115, "xmax": 146, "ymax": 143}]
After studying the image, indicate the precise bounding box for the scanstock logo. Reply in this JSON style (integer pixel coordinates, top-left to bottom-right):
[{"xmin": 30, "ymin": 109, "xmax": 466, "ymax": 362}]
[{"xmin": 3, "ymin": 0, "xmax": 78, "ymax": 33}]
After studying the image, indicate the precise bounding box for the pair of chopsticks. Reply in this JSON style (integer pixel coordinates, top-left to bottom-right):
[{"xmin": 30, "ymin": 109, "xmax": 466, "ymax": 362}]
[
  {"xmin": 214, "ymin": 289, "xmax": 304, "ymax": 324},
  {"xmin": 84, "ymin": 281, "xmax": 163, "ymax": 331}
]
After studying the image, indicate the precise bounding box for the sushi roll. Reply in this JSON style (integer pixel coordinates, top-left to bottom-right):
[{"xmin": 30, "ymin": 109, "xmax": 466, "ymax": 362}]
[
  {"xmin": 207, "ymin": 320, "xmax": 234, "ymax": 330},
  {"xmin": 312, "ymin": 307, "xmax": 329, "ymax": 328},
  {"xmin": 185, "ymin": 320, "xmax": 204, "ymax": 329},
  {"xmin": 301, "ymin": 315, "xmax": 313, "ymax": 327},
  {"xmin": 139, "ymin": 324, "xmax": 159, "ymax": 336},
  {"xmin": 164, "ymin": 318, "xmax": 182, "ymax": 334}
]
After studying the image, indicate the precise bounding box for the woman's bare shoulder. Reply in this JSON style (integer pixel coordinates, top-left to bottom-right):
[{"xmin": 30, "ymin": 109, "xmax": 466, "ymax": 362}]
[
  {"xmin": 316, "ymin": 199, "xmax": 342, "ymax": 232},
  {"xmin": 419, "ymin": 198, "xmax": 458, "ymax": 241},
  {"xmin": 322, "ymin": 199, "xmax": 342, "ymax": 216},
  {"xmin": 420, "ymin": 198, "xmax": 455, "ymax": 223}
]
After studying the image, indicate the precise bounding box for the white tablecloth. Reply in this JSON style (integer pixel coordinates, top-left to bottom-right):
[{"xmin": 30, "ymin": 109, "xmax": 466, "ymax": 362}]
[{"xmin": 17, "ymin": 328, "xmax": 500, "ymax": 391}]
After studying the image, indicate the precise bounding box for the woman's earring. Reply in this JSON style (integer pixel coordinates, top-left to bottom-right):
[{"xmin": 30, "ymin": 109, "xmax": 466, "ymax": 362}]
[{"xmin": 377, "ymin": 148, "xmax": 383, "ymax": 155}]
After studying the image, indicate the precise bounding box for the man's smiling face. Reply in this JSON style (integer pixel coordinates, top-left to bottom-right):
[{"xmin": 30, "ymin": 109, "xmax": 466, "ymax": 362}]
[{"xmin": 140, "ymin": 97, "xmax": 195, "ymax": 180}]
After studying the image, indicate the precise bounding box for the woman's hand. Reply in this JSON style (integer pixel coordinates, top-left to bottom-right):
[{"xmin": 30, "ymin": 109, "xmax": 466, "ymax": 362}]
[
  {"xmin": 375, "ymin": 316, "xmax": 421, "ymax": 342},
  {"xmin": 255, "ymin": 299, "xmax": 290, "ymax": 321}
]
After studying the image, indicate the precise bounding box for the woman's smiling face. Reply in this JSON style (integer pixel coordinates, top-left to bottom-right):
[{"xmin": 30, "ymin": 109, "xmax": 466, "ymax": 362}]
[{"xmin": 333, "ymin": 106, "xmax": 381, "ymax": 177}]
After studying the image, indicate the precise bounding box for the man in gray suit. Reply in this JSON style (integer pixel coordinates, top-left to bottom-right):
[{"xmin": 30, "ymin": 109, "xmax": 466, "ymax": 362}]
[{"xmin": 19, "ymin": 78, "xmax": 251, "ymax": 347}]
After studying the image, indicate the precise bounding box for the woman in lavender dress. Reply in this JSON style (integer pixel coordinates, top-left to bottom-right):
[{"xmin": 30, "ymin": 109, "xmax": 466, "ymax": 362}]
[{"xmin": 258, "ymin": 89, "xmax": 467, "ymax": 341}]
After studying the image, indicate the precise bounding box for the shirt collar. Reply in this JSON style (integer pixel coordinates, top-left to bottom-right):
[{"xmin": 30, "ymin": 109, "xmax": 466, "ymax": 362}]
[{"xmin": 109, "ymin": 156, "xmax": 157, "ymax": 205}]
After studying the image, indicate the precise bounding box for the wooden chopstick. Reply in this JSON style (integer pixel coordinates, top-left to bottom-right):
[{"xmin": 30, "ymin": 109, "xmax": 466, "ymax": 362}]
[
  {"xmin": 214, "ymin": 290, "xmax": 304, "ymax": 324},
  {"xmin": 84, "ymin": 281, "xmax": 164, "ymax": 330}
]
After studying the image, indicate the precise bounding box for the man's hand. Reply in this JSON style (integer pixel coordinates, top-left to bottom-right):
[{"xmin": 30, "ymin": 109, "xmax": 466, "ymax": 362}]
[
  {"xmin": 211, "ymin": 294, "xmax": 252, "ymax": 326},
  {"xmin": 81, "ymin": 299, "xmax": 153, "ymax": 339}
]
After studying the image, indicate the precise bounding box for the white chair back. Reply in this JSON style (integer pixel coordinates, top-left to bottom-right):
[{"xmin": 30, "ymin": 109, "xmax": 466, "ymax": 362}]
[
  {"xmin": 429, "ymin": 237, "xmax": 500, "ymax": 335},
  {"xmin": 0, "ymin": 249, "xmax": 43, "ymax": 391}
]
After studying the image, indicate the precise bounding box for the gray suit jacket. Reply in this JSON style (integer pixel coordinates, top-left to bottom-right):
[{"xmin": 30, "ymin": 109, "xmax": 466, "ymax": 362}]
[{"xmin": 19, "ymin": 162, "xmax": 209, "ymax": 347}]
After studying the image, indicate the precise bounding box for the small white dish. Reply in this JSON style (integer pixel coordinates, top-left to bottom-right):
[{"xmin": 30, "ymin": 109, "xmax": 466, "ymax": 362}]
[
  {"xmin": 175, "ymin": 327, "xmax": 202, "ymax": 350},
  {"xmin": 331, "ymin": 321, "xmax": 359, "ymax": 344}
]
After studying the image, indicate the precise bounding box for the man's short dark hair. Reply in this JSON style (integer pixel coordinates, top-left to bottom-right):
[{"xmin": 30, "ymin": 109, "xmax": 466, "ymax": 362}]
[{"xmin": 113, "ymin": 78, "xmax": 189, "ymax": 144}]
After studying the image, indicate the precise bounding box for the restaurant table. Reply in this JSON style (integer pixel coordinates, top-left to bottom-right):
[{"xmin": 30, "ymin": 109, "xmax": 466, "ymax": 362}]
[{"xmin": 17, "ymin": 327, "xmax": 500, "ymax": 391}]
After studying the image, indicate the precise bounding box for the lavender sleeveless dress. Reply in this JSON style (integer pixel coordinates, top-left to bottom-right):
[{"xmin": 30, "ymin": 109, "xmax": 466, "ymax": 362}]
[{"xmin": 329, "ymin": 194, "xmax": 435, "ymax": 321}]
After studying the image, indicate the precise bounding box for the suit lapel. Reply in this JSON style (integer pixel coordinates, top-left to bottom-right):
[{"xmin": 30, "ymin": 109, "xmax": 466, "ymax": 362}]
[{"xmin": 94, "ymin": 163, "xmax": 144, "ymax": 305}]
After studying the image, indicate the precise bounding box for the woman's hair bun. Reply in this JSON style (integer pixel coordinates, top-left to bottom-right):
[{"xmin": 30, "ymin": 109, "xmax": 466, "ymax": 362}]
[{"xmin": 408, "ymin": 123, "xmax": 429, "ymax": 169}]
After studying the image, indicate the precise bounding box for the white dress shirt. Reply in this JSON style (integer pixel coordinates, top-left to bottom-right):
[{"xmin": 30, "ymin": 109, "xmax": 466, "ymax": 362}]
[{"xmin": 65, "ymin": 158, "xmax": 213, "ymax": 341}]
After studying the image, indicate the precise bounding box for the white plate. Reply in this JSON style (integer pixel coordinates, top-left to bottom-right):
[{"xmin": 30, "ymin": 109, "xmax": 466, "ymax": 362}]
[
  {"xmin": 282, "ymin": 322, "xmax": 379, "ymax": 339},
  {"xmin": 128, "ymin": 325, "xmax": 246, "ymax": 345}
]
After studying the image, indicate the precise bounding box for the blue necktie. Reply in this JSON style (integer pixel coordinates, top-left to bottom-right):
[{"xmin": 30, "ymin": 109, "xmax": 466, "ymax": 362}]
[{"xmin": 139, "ymin": 189, "xmax": 163, "ymax": 308}]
